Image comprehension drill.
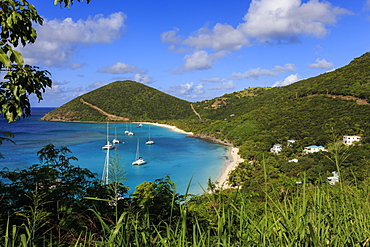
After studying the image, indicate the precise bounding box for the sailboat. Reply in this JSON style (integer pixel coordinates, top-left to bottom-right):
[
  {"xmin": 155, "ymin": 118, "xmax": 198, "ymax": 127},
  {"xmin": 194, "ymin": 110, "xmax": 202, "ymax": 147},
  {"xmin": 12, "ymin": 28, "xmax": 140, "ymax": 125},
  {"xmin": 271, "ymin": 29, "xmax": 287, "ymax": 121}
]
[
  {"xmin": 146, "ymin": 126, "xmax": 154, "ymax": 145},
  {"xmin": 102, "ymin": 122, "xmax": 115, "ymax": 150},
  {"xmin": 112, "ymin": 127, "xmax": 120, "ymax": 144},
  {"xmin": 132, "ymin": 138, "xmax": 146, "ymax": 166},
  {"xmin": 124, "ymin": 122, "xmax": 129, "ymax": 134},
  {"xmin": 127, "ymin": 123, "xmax": 134, "ymax": 136}
]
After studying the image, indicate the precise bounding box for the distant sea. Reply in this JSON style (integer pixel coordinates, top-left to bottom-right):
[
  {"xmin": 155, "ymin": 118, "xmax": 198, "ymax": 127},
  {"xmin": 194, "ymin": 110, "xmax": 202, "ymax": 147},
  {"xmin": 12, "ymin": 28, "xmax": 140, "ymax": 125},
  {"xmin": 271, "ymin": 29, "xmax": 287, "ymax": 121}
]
[{"xmin": 0, "ymin": 108, "xmax": 228, "ymax": 195}]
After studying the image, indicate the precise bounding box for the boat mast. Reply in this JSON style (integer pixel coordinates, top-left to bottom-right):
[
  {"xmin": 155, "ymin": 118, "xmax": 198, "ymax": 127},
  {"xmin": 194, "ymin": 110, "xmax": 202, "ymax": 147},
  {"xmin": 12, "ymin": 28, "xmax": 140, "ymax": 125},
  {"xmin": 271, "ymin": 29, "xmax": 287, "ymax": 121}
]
[
  {"xmin": 102, "ymin": 148, "xmax": 110, "ymax": 185},
  {"xmin": 102, "ymin": 123, "xmax": 110, "ymax": 185}
]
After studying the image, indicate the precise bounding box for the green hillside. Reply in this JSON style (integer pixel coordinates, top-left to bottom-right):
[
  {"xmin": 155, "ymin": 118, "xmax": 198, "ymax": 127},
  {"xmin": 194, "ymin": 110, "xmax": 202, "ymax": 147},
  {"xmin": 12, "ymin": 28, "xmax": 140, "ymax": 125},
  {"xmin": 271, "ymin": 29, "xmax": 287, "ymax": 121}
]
[
  {"xmin": 175, "ymin": 52, "xmax": 370, "ymax": 190},
  {"xmin": 42, "ymin": 80, "xmax": 195, "ymax": 122}
]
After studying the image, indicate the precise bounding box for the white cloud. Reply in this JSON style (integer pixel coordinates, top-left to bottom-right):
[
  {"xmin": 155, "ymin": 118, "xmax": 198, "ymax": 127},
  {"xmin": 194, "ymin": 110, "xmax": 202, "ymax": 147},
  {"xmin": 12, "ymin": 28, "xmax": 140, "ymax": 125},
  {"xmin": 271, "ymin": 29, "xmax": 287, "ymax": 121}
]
[
  {"xmin": 133, "ymin": 74, "xmax": 154, "ymax": 84},
  {"xmin": 273, "ymin": 63, "xmax": 295, "ymax": 72},
  {"xmin": 240, "ymin": 0, "xmax": 351, "ymax": 42},
  {"xmin": 167, "ymin": 82, "xmax": 205, "ymax": 98},
  {"xmin": 172, "ymin": 50, "xmax": 227, "ymax": 74},
  {"xmin": 162, "ymin": 0, "xmax": 350, "ymax": 73},
  {"xmin": 232, "ymin": 63, "xmax": 295, "ymax": 80},
  {"xmin": 209, "ymin": 80, "xmax": 235, "ymax": 90},
  {"xmin": 19, "ymin": 12, "xmax": 126, "ymax": 67},
  {"xmin": 309, "ymin": 58, "xmax": 333, "ymax": 69},
  {"xmin": 98, "ymin": 62, "xmax": 146, "ymax": 74},
  {"xmin": 182, "ymin": 23, "xmax": 249, "ymax": 51},
  {"xmin": 272, "ymin": 73, "xmax": 299, "ymax": 87}
]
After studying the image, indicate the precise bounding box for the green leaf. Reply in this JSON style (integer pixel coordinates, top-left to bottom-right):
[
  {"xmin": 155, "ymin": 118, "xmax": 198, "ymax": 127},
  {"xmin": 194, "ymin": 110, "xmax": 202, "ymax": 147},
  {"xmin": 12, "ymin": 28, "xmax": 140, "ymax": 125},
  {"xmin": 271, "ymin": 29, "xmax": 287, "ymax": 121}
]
[
  {"xmin": 0, "ymin": 48, "xmax": 11, "ymax": 67},
  {"xmin": 10, "ymin": 50, "xmax": 24, "ymax": 66}
]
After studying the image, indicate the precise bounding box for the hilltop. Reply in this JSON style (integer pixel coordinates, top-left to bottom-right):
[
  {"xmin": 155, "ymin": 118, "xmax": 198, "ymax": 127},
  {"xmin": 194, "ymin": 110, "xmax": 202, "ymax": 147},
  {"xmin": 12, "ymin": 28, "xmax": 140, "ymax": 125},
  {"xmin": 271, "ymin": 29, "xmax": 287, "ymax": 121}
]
[{"xmin": 42, "ymin": 80, "xmax": 195, "ymax": 122}]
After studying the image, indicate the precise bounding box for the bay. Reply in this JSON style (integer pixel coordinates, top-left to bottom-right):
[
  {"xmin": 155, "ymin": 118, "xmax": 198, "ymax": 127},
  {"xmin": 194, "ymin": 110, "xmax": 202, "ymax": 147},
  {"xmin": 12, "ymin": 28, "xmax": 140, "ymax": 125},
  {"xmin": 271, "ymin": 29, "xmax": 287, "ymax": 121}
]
[{"xmin": 0, "ymin": 108, "xmax": 228, "ymax": 195}]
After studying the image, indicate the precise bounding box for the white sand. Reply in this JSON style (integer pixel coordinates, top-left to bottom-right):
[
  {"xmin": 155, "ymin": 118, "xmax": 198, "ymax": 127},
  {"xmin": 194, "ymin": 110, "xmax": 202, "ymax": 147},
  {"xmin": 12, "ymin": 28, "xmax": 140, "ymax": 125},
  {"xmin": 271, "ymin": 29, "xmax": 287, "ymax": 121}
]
[
  {"xmin": 140, "ymin": 122, "xmax": 193, "ymax": 135},
  {"xmin": 215, "ymin": 147, "xmax": 244, "ymax": 189}
]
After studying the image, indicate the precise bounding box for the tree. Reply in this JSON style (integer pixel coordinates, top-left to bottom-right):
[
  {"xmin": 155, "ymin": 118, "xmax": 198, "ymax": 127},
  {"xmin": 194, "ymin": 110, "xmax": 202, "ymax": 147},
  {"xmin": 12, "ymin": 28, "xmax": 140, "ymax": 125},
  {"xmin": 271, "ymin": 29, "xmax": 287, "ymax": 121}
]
[
  {"xmin": 131, "ymin": 176, "xmax": 180, "ymax": 223},
  {"xmin": 0, "ymin": 0, "xmax": 90, "ymax": 123},
  {"xmin": 0, "ymin": 144, "xmax": 112, "ymax": 244}
]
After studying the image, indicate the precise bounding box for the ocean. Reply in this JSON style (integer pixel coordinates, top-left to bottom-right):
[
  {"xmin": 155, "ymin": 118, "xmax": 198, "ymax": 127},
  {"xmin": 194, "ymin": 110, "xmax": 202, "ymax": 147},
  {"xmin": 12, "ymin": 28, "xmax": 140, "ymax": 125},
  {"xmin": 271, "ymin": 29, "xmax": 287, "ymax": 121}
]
[{"xmin": 0, "ymin": 108, "xmax": 228, "ymax": 195}]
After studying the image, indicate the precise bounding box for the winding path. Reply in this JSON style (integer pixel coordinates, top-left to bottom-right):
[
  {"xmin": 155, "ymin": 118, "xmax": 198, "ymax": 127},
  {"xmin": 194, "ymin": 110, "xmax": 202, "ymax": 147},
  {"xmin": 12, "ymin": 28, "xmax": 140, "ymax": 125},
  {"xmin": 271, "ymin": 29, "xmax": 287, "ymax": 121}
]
[
  {"xmin": 80, "ymin": 98, "xmax": 130, "ymax": 121},
  {"xmin": 191, "ymin": 103, "xmax": 202, "ymax": 120}
]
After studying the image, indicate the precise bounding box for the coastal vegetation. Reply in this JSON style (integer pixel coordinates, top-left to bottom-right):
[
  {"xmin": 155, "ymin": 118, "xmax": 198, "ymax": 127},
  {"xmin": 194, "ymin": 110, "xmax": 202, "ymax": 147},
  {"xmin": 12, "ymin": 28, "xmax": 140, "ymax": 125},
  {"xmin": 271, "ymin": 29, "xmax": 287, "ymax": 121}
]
[
  {"xmin": 2, "ymin": 0, "xmax": 370, "ymax": 245},
  {"xmin": 2, "ymin": 26, "xmax": 370, "ymax": 244},
  {"xmin": 1, "ymin": 0, "xmax": 370, "ymax": 244}
]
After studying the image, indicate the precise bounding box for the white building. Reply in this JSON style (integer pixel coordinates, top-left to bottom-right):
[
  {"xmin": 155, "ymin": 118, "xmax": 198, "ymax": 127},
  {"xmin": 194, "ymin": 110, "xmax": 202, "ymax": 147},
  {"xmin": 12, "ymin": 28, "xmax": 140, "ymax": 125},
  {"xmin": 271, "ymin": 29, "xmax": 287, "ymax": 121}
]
[
  {"xmin": 270, "ymin": 144, "xmax": 282, "ymax": 154},
  {"xmin": 327, "ymin": 171, "xmax": 339, "ymax": 185},
  {"xmin": 343, "ymin": 135, "xmax": 361, "ymax": 146},
  {"xmin": 303, "ymin": 145, "xmax": 326, "ymax": 154},
  {"xmin": 288, "ymin": 158, "xmax": 298, "ymax": 163},
  {"xmin": 287, "ymin": 139, "xmax": 296, "ymax": 146}
]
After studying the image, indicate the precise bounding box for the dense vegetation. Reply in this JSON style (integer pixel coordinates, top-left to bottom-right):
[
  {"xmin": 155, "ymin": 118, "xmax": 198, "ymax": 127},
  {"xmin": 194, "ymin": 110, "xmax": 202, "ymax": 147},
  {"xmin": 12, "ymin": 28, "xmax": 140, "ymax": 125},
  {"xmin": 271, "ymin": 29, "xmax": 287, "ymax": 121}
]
[
  {"xmin": 42, "ymin": 81, "xmax": 195, "ymax": 122},
  {"xmin": 2, "ymin": 53, "xmax": 370, "ymax": 245},
  {"xmin": 1, "ymin": 144, "xmax": 370, "ymax": 246}
]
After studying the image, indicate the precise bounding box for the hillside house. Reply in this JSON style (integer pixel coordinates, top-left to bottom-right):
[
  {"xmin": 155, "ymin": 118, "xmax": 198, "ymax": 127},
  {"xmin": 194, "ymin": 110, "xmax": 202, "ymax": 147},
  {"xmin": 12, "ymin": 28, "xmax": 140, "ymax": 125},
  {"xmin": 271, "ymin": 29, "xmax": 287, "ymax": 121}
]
[
  {"xmin": 327, "ymin": 171, "xmax": 339, "ymax": 185},
  {"xmin": 343, "ymin": 135, "xmax": 361, "ymax": 145},
  {"xmin": 288, "ymin": 158, "xmax": 298, "ymax": 163},
  {"xmin": 270, "ymin": 144, "xmax": 282, "ymax": 154},
  {"xmin": 303, "ymin": 145, "xmax": 326, "ymax": 154},
  {"xmin": 287, "ymin": 139, "xmax": 296, "ymax": 146}
]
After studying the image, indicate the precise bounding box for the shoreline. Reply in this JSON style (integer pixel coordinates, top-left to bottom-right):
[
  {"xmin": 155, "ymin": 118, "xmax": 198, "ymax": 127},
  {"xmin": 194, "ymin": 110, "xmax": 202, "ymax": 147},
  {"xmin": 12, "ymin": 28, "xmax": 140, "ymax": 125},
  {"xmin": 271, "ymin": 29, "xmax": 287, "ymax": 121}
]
[
  {"xmin": 140, "ymin": 122, "xmax": 194, "ymax": 135},
  {"xmin": 142, "ymin": 122, "xmax": 243, "ymax": 189},
  {"xmin": 215, "ymin": 146, "xmax": 244, "ymax": 189},
  {"xmin": 142, "ymin": 122, "xmax": 243, "ymax": 190}
]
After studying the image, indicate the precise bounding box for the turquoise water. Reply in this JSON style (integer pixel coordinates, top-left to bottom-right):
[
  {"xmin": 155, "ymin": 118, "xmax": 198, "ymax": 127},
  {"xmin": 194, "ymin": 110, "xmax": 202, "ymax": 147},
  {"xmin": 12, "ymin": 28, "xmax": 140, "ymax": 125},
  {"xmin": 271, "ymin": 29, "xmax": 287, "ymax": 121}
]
[{"xmin": 0, "ymin": 108, "xmax": 228, "ymax": 195}]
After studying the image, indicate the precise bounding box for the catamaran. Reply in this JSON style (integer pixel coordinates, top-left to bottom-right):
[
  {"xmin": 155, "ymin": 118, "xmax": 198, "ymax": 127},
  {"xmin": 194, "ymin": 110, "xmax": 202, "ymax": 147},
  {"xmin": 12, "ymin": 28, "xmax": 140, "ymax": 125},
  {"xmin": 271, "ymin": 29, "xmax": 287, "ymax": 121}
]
[
  {"xmin": 146, "ymin": 126, "xmax": 154, "ymax": 145},
  {"xmin": 102, "ymin": 122, "xmax": 115, "ymax": 150},
  {"xmin": 132, "ymin": 139, "xmax": 146, "ymax": 166}
]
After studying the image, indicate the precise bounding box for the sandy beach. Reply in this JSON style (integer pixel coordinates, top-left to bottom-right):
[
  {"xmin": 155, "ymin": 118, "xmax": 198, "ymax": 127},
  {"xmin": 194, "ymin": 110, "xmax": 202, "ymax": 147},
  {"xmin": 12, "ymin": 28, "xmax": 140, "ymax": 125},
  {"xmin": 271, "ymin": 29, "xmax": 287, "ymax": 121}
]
[
  {"xmin": 215, "ymin": 146, "xmax": 244, "ymax": 189},
  {"xmin": 141, "ymin": 122, "xmax": 194, "ymax": 135}
]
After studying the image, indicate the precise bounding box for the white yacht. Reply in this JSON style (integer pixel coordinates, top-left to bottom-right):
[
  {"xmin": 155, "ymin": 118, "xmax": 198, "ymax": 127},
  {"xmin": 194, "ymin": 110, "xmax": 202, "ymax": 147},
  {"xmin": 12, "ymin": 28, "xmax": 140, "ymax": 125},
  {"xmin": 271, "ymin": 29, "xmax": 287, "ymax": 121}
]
[
  {"xmin": 132, "ymin": 139, "xmax": 146, "ymax": 166},
  {"xmin": 102, "ymin": 123, "xmax": 115, "ymax": 150},
  {"xmin": 145, "ymin": 126, "xmax": 154, "ymax": 145},
  {"xmin": 112, "ymin": 127, "xmax": 120, "ymax": 144}
]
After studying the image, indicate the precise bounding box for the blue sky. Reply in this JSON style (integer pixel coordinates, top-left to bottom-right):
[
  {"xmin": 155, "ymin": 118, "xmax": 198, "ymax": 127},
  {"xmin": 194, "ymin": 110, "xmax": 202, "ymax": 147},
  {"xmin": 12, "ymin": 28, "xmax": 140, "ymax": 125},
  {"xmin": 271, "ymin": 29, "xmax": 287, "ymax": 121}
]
[{"xmin": 21, "ymin": 0, "xmax": 370, "ymax": 107}]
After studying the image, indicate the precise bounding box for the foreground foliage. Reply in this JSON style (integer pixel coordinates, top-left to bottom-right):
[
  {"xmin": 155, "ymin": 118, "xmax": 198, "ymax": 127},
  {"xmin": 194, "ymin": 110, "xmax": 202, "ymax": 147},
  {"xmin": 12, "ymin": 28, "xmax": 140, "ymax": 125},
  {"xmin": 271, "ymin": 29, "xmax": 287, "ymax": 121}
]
[{"xmin": 0, "ymin": 145, "xmax": 369, "ymax": 246}]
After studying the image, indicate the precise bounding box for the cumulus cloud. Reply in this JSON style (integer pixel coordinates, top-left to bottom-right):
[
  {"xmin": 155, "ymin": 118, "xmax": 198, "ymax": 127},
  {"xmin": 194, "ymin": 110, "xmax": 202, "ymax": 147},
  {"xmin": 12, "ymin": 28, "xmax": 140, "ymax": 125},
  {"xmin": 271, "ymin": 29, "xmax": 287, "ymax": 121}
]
[
  {"xmin": 309, "ymin": 58, "xmax": 333, "ymax": 69},
  {"xmin": 98, "ymin": 62, "xmax": 146, "ymax": 74},
  {"xmin": 172, "ymin": 50, "xmax": 228, "ymax": 74},
  {"xmin": 182, "ymin": 23, "xmax": 249, "ymax": 51},
  {"xmin": 272, "ymin": 73, "xmax": 300, "ymax": 87},
  {"xmin": 232, "ymin": 63, "xmax": 295, "ymax": 80},
  {"xmin": 19, "ymin": 12, "xmax": 126, "ymax": 67},
  {"xmin": 240, "ymin": 0, "xmax": 351, "ymax": 42},
  {"xmin": 167, "ymin": 82, "xmax": 205, "ymax": 98},
  {"xmin": 133, "ymin": 74, "xmax": 154, "ymax": 84},
  {"xmin": 162, "ymin": 0, "xmax": 350, "ymax": 73}
]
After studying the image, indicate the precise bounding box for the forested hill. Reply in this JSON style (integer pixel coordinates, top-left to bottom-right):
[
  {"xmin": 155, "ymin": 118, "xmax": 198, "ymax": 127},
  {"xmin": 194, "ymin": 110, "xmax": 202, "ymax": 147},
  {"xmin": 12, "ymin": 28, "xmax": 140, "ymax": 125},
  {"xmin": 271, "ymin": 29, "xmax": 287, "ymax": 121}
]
[
  {"xmin": 42, "ymin": 80, "xmax": 195, "ymax": 122},
  {"xmin": 163, "ymin": 52, "xmax": 370, "ymax": 185}
]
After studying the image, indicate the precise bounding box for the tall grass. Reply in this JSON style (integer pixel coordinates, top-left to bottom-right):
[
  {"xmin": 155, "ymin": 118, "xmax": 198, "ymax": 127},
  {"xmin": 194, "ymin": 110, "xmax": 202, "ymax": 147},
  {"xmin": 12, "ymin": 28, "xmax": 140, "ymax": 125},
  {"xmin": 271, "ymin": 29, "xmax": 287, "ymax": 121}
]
[{"xmin": 3, "ymin": 181, "xmax": 370, "ymax": 246}]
